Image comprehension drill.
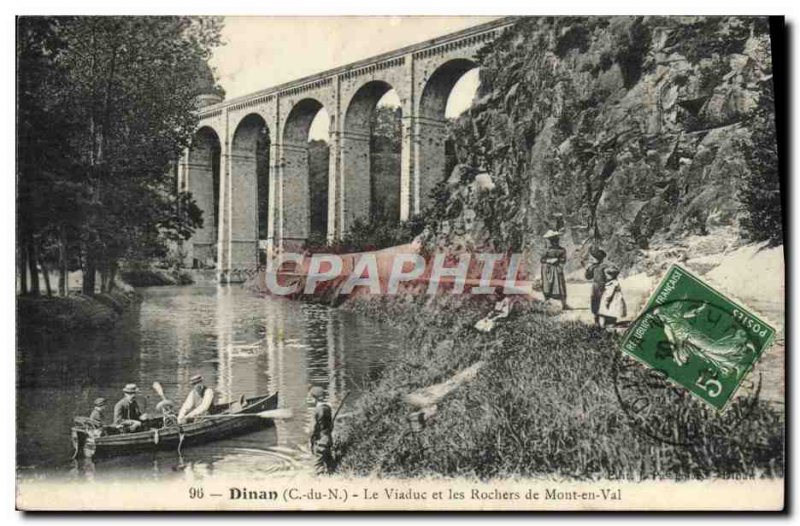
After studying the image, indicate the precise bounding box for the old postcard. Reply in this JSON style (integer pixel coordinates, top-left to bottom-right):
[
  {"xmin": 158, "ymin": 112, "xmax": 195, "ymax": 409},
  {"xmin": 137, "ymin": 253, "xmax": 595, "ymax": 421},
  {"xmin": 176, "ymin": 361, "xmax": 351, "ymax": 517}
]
[{"xmin": 16, "ymin": 15, "xmax": 785, "ymax": 511}]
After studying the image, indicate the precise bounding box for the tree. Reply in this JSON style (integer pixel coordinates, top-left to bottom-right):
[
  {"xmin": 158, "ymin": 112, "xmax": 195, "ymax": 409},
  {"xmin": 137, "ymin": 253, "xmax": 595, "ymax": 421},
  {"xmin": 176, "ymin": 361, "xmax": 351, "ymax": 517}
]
[
  {"xmin": 370, "ymin": 105, "xmax": 401, "ymax": 153},
  {"xmin": 369, "ymin": 105, "xmax": 402, "ymax": 220},
  {"xmin": 17, "ymin": 17, "xmax": 222, "ymax": 295},
  {"xmin": 738, "ymin": 81, "xmax": 783, "ymax": 246},
  {"xmin": 17, "ymin": 17, "xmax": 84, "ymax": 296}
]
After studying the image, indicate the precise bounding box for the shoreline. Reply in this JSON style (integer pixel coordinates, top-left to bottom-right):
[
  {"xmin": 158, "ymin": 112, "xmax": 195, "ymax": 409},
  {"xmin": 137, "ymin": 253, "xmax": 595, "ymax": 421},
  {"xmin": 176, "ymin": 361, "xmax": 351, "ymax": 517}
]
[{"xmin": 16, "ymin": 288, "xmax": 141, "ymax": 338}]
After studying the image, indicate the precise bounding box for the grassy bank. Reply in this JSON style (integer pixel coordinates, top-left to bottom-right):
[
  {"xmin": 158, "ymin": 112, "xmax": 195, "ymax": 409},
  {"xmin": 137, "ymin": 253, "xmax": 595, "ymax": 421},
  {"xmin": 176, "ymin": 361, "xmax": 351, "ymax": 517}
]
[
  {"xmin": 335, "ymin": 294, "xmax": 784, "ymax": 480},
  {"xmin": 17, "ymin": 288, "xmax": 140, "ymax": 337},
  {"xmin": 120, "ymin": 267, "xmax": 194, "ymax": 287}
]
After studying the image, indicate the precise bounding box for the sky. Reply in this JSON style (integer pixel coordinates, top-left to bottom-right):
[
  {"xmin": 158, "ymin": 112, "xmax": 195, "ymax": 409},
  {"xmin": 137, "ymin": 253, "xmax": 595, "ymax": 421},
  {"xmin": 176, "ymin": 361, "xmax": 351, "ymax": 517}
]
[{"xmin": 209, "ymin": 16, "xmax": 493, "ymax": 140}]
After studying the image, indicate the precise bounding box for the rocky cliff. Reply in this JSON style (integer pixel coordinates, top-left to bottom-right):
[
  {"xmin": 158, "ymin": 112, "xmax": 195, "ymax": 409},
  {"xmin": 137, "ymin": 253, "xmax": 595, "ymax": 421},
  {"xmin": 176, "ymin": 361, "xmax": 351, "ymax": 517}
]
[{"xmin": 426, "ymin": 16, "xmax": 778, "ymax": 274}]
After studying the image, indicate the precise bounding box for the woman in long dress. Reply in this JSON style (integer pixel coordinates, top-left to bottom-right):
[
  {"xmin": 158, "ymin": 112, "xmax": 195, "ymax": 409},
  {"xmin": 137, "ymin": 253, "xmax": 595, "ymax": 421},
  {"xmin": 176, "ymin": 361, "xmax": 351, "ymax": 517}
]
[{"xmin": 540, "ymin": 230, "xmax": 568, "ymax": 309}]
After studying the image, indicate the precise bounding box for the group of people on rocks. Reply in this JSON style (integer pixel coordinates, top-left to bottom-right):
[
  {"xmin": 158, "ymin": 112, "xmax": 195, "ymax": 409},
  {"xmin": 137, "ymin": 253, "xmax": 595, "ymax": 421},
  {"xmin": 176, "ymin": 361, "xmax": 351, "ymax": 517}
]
[{"xmin": 540, "ymin": 230, "xmax": 626, "ymax": 327}]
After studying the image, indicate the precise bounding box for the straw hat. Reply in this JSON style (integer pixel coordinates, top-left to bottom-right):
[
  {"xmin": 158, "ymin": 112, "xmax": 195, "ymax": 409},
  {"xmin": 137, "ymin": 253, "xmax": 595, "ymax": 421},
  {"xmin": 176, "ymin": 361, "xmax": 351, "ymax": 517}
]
[
  {"xmin": 190, "ymin": 374, "xmax": 204, "ymax": 385},
  {"xmin": 543, "ymin": 230, "xmax": 561, "ymax": 239},
  {"xmin": 122, "ymin": 384, "xmax": 140, "ymax": 394},
  {"xmin": 156, "ymin": 399, "xmax": 175, "ymax": 412},
  {"xmin": 93, "ymin": 397, "xmax": 106, "ymax": 407}
]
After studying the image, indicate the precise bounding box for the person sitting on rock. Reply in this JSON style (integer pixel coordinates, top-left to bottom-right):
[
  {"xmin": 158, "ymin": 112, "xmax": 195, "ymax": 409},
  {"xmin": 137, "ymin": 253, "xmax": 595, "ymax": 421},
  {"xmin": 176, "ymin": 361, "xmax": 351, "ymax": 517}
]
[{"xmin": 474, "ymin": 295, "xmax": 512, "ymax": 333}]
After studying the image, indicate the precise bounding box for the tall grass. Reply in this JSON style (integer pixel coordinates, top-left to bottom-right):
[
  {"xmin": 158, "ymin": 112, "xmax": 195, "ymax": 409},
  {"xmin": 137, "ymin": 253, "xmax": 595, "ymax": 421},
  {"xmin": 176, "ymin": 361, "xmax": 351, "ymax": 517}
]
[{"xmin": 336, "ymin": 295, "xmax": 784, "ymax": 480}]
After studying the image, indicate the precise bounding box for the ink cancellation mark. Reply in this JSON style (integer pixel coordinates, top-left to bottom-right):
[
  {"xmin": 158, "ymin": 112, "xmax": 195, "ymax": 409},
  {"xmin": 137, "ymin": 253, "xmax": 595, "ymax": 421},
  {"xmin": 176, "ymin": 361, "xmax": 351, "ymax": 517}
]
[
  {"xmin": 619, "ymin": 264, "xmax": 776, "ymax": 412},
  {"xmin": 612, "ymin": 352, "xmax": 762, "ymax": 447}
]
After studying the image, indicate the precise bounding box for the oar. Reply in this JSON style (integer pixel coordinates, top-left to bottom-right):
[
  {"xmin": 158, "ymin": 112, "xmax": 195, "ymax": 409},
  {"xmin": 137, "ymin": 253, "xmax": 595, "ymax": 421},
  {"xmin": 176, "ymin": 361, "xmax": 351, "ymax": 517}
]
[
  {"xmin": 152, "ymin": 381, "xmax": 167, "ymax": 402},
  {"xmin": 196, "ymin": 408, "xmax": 294, "ymax": 420},
  {"xmin": 177, "ymin": 428, "xmax": 185, "ymax": 454},
  {"xmin": 153, "ymin": 381, "xmax": 185, "ymax": 454}
]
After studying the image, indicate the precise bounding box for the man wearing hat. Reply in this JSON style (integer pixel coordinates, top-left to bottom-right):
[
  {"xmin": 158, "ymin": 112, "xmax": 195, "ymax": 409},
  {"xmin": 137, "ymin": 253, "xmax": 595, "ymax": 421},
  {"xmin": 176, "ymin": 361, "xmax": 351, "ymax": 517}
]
[
  {"xmin": 89, "ymin": 398, "xmax": 106, "ymax": 427},
  {"xmin": 540, "ymin": 230, "xmax": 568, "ymax": 309},
  {"xmin": 177, "ymin": 374, "xmax": 215, "ymax": 424},
  {"xmin": 308, "ymin": 386, "xmax": 334, "ymax": 475},
  {"xmin": 114, "ymin": 384, "xmax": 143, "ymax": 432}
]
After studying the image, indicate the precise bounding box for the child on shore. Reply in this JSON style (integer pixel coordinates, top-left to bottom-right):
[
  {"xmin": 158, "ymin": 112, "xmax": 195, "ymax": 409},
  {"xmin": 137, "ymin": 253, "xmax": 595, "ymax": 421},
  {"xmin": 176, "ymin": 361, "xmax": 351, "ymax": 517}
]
[
  {"xmin": 597, "ymin": 266, "xmax": 626, "ymax": 328},
  {"xmin": 584, "ymin": 246, "xmax": 610, "ymax": 326}
]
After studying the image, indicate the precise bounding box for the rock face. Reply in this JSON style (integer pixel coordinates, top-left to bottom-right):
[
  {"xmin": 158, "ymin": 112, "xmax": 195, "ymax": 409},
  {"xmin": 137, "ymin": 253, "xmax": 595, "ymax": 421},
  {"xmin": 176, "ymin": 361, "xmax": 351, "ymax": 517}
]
[{"xmin": 427, "ymin": 16, "xmax": 776, "ymax": 273}]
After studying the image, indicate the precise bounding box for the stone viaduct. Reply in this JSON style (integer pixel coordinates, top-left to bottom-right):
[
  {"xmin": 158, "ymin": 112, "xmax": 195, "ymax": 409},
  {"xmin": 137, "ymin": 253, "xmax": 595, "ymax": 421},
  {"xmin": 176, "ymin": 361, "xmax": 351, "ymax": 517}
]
[{"xmin": 178, "ymin": 17, "xmax": 516, "ymax": 278}]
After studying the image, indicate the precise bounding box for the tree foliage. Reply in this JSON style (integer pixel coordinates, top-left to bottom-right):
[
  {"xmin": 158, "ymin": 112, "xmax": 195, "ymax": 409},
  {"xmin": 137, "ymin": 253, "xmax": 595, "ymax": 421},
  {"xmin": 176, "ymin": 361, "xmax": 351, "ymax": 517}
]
[
  {"xmin": 370, "ymin": 105, "xmax": 402, "ymax": 153},
  {"xmin": 17, "ymin": 16, "xmax": 223, "ymax": 295},
  {"xmin": 737, "ymin": 81, "xmax": 783, "ymax": 246},
  {"xmin": 370, "ymin": 105, "xmax": 402, "ymax": 220}
]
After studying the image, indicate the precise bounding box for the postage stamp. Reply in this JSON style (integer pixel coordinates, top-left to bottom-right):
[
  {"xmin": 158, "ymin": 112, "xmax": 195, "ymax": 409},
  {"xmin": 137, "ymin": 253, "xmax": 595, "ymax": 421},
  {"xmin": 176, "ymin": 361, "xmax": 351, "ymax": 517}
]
[{"xmin": 619, "ymin": 265, "xmax": 776, "ymax": 412}]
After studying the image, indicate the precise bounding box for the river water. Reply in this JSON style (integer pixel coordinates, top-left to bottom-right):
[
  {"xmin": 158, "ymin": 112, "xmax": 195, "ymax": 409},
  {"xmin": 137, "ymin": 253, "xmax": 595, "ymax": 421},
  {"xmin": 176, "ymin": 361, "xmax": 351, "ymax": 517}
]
[{"xmin": 17, "ymin": 285, "xmax": 398, "ymax": 482}]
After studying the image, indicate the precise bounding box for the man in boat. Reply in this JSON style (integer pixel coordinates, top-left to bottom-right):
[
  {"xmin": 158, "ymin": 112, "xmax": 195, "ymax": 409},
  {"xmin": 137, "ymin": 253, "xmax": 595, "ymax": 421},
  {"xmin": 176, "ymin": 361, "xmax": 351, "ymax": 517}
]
[
  {"xmin": 113, "ymin": 384, "xmax": 143, "ymax": 432},
  {"xmin": 309, "ymin": 386, "xmax": 334, "ymax": 475},
  {"xmin": 177, "ymin": 374, "xmax": 215, "ymax": 424},
  {"xmin": 89, "ymin": 397, "xmax": 106, "ymax": 427}
]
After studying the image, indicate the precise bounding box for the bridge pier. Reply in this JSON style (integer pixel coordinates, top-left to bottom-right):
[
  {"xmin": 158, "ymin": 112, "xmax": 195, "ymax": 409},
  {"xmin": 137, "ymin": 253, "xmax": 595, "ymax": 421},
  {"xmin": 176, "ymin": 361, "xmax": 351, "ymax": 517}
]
[
  {"xmin": 280, "ymin": 141, "xmax": 312, "ymax": 254},
  {"xmin": 217, "ymin": 145, "xmax": 231, "ymax": 282},
  {"xmin": 339, "ymin": 130, "xmax": 372, "ymax": 234},
  {"xmin": 401, "ymin": 114, "xmax": 448, "ymax": 219},
  {"xmin": 327, "ymin": 131, "xmax": 342, "ymax": 243},
  {"xmin": 190, "ymin": 109, "xmax": 458, "ymax": 276},
  {"xmin": 265, "ymin": 141, "xmax": 281, "ymax": 261},
  {"xmin": 228, "ymin": 151, "xmax": 258, "ymax": 270}
]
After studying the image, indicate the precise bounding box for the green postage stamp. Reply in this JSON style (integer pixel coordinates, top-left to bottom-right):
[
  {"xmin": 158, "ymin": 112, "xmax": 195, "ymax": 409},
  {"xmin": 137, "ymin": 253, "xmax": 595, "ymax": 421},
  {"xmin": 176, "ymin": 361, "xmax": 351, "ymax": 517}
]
[{"xmin": 620, "ymin": 264, "xmax": 776, "ymax": 411}]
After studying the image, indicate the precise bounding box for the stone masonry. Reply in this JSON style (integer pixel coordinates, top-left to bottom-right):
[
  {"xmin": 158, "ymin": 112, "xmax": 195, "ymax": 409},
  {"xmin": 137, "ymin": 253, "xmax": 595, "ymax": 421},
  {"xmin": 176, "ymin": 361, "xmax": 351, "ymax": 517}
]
[{"xmin": 179, "ymin": 17, "xmax": 516, "ymax": 280}]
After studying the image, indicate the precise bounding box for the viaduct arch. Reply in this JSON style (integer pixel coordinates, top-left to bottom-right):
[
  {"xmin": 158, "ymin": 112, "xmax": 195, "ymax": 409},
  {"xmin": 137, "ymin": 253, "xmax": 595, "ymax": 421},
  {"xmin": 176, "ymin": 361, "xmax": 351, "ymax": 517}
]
[{"xmin": 178, "ymin": 17, "xmax": 515, "ymax": 279}]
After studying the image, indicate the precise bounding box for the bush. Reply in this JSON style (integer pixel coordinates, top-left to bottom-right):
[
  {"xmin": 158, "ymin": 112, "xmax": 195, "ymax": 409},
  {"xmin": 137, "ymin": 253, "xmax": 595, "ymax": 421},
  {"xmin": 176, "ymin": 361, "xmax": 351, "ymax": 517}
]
[
  {"xmin": 17, "ymin": 289, "xmax": 140, "ymax": 336},
  {"xmin": 305, "ymin": 205, "xmax": 426, "ymax": 254},
  {"xmin": 119, "ymin": 266, "xmax": 195, "ymax": 287}
]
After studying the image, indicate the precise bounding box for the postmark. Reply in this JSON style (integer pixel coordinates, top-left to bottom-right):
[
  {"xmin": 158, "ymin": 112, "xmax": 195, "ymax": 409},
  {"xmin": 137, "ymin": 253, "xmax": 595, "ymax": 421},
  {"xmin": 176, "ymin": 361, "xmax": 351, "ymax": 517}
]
[
  {"xmin": 619, "ymin": 265, "xmax": 776, "ymax": 412},
  {"xmin": 613, "ymin": 350, "xmax": 762, "ymax": 447}
]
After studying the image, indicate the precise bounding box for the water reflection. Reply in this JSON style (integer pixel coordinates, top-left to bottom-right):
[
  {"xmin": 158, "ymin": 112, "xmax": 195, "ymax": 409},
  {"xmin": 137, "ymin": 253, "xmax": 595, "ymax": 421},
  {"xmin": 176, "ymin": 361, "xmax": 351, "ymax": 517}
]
[{"xmin": 17, "ymin": 285, "xmax": 397, "ymax": 480}]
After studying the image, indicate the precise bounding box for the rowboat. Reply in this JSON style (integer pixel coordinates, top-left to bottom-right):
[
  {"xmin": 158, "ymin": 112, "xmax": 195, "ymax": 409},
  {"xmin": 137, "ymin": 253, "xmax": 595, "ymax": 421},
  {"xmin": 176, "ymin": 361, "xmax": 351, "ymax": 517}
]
[{"xmin": 71, "ymin": 392, "xmax": 278, "ymax": 459}]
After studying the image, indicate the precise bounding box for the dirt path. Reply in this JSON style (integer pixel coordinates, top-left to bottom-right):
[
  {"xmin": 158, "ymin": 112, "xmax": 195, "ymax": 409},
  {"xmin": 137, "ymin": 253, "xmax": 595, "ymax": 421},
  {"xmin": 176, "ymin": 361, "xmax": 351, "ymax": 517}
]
[{"xmin": 545, "ymin": 279, "xmax": 784, "ymax": 408}]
